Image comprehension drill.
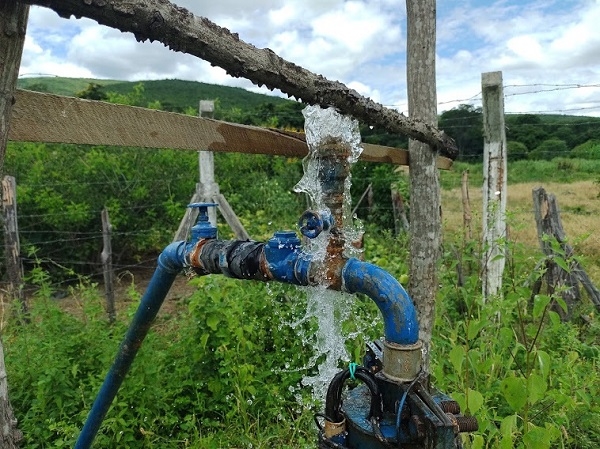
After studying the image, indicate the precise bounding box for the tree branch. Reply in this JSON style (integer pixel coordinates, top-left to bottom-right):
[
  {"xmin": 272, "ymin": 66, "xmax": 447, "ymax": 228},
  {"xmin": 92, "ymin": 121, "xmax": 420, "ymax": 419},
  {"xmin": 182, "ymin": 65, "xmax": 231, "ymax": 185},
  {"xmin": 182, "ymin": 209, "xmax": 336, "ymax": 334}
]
[{"xmin": 23, "ymin": 0, "xmax": 458, "ymax": 158}]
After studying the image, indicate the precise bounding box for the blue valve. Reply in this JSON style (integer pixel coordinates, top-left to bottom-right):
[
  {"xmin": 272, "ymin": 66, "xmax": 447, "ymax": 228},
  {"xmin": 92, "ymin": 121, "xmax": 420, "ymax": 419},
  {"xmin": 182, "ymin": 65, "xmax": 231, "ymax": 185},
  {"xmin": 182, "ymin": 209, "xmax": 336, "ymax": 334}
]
[
  {"xmin": 298, "ymin": 210, "xmax": 334, "ymax": 239},
  {"xmin": 188, "ymin": 202, "xmax": 218, "ymax": 240}
]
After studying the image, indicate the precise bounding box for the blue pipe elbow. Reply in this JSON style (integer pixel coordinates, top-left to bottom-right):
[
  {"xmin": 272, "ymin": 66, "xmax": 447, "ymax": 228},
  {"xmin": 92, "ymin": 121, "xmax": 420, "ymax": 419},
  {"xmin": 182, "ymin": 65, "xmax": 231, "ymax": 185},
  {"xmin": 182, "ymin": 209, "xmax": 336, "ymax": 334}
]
[
  {"xmin": 342, "ymin": 258, "xmax": 419, "ymax": 345},
  {"xmin": 159, "ymin": 240, "xmax": 189, "ymax": 273}
]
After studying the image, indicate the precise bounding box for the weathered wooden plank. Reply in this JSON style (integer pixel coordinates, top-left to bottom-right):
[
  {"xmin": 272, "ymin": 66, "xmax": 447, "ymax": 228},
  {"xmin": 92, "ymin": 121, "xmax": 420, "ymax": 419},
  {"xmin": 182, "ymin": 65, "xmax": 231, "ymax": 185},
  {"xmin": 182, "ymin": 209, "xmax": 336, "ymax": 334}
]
[
  {"xmin": 9, "ymin": 89, "xmax": 453, "ymax": 168},
  {"xmin": 23, "ymin": 0, "xmax": 458, "ymax": 157}
]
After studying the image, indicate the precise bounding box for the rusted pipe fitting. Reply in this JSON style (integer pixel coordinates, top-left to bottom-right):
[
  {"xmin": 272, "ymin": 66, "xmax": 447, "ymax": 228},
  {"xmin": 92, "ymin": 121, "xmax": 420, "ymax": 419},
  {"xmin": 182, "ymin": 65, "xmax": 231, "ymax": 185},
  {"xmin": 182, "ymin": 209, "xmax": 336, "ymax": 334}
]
[
  {"xmin": 324, "ymin": 418, "xmax": 346, "ymax": 439},
  {"xmin": 382, "ymin": 340, "xmax": 422, "ymax": 382}
]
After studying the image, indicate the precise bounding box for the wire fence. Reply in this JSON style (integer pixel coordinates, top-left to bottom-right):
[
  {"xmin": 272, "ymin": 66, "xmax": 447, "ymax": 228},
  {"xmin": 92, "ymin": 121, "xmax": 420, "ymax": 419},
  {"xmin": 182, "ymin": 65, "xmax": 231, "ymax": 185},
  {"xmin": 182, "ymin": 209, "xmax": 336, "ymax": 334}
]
[{"xmin": 5, "ymin": 78, "xmax": 600, "ymax": 291}]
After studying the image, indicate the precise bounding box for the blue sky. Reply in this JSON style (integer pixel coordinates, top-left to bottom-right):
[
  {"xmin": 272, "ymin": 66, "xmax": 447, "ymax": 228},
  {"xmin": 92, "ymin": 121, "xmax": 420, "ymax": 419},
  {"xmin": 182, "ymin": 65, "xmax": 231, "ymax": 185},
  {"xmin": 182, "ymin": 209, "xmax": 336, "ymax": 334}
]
[{"xmin": 20, "ymin": 0, "xmax": 600, "ymax": 116}]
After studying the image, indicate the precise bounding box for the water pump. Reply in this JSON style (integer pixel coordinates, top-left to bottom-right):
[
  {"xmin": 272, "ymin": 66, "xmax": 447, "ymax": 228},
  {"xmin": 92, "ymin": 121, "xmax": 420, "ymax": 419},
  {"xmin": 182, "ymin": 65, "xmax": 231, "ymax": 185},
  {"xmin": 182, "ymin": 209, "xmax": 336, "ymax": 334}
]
[{"xmin": 317, "ymin": 340, "xmax": 478, "ymax": 449}]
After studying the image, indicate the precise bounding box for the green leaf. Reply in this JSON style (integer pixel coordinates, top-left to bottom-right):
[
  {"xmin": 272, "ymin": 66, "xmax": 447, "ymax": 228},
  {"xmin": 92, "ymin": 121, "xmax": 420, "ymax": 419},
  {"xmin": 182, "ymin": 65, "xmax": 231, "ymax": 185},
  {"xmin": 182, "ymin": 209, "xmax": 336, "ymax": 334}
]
[
  {"xmin": 554, "ymin": 256, "xmax": 571, "ymax": 273},
  {"xmin": 199, "ymin": 333, "xmax": 210, "ymax": 350},
  {"xmin": 548, "ymin": 310, "xmax": 561, "ymax": 326},
  {"xmin": 523, "ymin": 426, "xmax": 553, "ymax": 449},
  {"xmin": 466, "ymin": 388, "xmax": 484, "ymax": 414},
  {"xmin": 467, "ymin": 319, "xmax": 488, "ymax": 340},
  {"xmin": 554, "ymin": 297, "xmax": 568, "ymax": 313},
  {"xmin": 532, "ymin": 294, "xmax": 551, "ymax": 319},
  {"xmin": 501, "ymin": 376, "xmax": 527, "ymax": 412},
  {"xmin": 449, "ymin": 345, "xmax": 465, "ymax": 373},
  {"xmin": 527, "ymin": 373, "xmax": 547, "ymax": 405},
  {"xmin": 471, "ymin": 434, "xmax": 484, "ymax": 449},
  {"xmin": 206, "ymin": 314, "xmax": 220, "ymax": 331},
  {"xmin": 499, "ymin": 436, "xmax": 513, "ymax": 449},
  {"xmin": 537, "ymin": 350, "xmax": 551, "ymax": 380},
  {"xmin": 500, "ymin": 413, "xmax": 517, "ymax": 439}
]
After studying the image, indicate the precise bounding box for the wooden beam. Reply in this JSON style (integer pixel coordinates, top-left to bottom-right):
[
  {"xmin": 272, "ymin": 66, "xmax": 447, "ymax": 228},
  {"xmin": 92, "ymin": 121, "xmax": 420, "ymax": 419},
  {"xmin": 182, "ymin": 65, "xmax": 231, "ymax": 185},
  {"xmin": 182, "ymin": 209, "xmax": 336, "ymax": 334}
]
[
  {"xmin": 23, "ymin": 0, "xmax": 458, "ymax": 158},
  {"xmin": 9, "ymin": 90, "xmax": 453, "ymax": 169}
]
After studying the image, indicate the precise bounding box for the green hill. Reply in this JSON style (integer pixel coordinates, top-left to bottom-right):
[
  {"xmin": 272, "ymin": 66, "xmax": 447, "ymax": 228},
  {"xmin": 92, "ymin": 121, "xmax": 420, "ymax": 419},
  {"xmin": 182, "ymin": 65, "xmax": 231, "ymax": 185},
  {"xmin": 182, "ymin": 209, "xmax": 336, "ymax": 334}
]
[{"xmin": 17, "ymin": 76, "xmax": 292, "ymax": 113}]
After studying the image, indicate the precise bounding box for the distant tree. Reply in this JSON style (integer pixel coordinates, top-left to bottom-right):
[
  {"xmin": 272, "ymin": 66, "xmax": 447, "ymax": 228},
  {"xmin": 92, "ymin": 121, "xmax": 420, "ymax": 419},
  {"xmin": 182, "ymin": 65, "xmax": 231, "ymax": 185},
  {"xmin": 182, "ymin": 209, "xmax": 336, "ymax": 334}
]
[
  {"xmin": 571, "ymin": 139, "xmax": 600, "ymax": 159},
  {"xmin": 106, "ymin": 82, "xmax": 145, "ymax": 106},
  {"xmin": 505, "ymin": 114, "xmax": 546, "ymax": 151},
  {"xmin": 76, "ymin": 82, "xmax": 108, "ymax": 101},
  {"xmin": 26, "ymin": 82, "xmax": 49, "ymax": 93},
  {"xmin": 507, "ymin": 140, "xmax": 529, "ymax": 161},
  {"xmin": 529, "ymin": 138, "xmax": 569, "ymax": 160},
  {"xmin": 438, "ymin": 104, "xmax": 483, "ymax": 160}
]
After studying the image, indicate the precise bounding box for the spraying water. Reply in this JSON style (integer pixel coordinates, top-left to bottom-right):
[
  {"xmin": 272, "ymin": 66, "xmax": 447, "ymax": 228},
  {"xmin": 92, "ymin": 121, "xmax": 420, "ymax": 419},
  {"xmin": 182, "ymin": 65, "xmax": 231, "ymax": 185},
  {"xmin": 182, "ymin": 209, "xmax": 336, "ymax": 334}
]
[{"xmin": 292, "ymin": 105, "xmax": 365, "ymax": 401}]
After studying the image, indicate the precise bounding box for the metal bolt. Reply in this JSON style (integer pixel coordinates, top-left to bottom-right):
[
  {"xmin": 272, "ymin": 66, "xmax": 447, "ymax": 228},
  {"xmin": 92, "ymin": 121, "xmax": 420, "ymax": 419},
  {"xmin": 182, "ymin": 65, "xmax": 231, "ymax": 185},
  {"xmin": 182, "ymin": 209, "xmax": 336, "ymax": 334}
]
[
  {"xmin": 439, "ymin": 400, "xmax": 461, "ymax": 414},
  {"xmin": 456, "ymin": 416, "xmax": 479, "ymax": 433}
]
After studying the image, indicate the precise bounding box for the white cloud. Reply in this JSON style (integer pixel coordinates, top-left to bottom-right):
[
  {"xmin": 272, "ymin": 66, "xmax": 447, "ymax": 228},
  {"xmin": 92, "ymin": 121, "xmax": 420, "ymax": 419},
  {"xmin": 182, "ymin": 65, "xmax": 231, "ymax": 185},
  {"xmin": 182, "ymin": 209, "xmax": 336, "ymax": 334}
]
[{"xmin": 19, "ymin": 0, "xmax": 600, "ymax": 117}]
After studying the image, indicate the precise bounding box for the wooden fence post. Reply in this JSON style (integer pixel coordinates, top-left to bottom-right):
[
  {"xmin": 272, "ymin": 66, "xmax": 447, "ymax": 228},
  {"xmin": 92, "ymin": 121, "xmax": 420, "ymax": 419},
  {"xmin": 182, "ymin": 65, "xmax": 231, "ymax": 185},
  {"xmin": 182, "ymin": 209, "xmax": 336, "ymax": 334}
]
[
  {"xmin": 461, "ymin": 170, "xmax": 472, "ymax": 241},
  {"xmin": 101, "ymin": 208, "xmax": 116, "ymax": 323},
  {"xmin": 481, "ymin": 71, "xmax": 507, "ymax": 300},
  {"xmin": 532, "ymin": 187, "xmax": 600, "ymax": 318},
  {"xmin": 2, "ymin": 176, "xmax": 25, "ymax": 313},
  {"xmin": 0, "ymin": 3, "xmax": 29, "ymax": 447}
]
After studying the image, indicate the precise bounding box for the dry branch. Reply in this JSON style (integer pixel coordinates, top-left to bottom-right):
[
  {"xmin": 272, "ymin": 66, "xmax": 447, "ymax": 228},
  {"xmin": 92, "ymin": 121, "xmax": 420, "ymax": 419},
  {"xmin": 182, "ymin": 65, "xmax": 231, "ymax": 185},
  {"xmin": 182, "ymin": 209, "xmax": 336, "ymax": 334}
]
[{"xmin": 23, "ymin": 0, "xmax": 458, "ymax": 158}]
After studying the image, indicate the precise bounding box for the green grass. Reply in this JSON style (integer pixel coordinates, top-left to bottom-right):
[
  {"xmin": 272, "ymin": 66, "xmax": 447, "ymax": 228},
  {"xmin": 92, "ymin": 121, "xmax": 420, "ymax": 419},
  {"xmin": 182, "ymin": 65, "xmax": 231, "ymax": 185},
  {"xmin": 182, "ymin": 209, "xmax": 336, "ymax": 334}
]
[{"xmin": 440, "ymin": 158, "xmax": 600, "ymax": 190}]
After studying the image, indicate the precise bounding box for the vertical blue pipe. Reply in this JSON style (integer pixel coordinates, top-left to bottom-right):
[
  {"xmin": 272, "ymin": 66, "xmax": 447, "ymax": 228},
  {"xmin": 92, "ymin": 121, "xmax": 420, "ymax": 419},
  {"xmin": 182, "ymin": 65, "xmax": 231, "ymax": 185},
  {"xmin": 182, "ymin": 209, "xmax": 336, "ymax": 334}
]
[
  {"xmin": 75, "ymin": 242, "xmax": 187, "ymax": 449},
  {"xmin": 342, "ymin": 258, "xmax": 419, "ymax": 345}
]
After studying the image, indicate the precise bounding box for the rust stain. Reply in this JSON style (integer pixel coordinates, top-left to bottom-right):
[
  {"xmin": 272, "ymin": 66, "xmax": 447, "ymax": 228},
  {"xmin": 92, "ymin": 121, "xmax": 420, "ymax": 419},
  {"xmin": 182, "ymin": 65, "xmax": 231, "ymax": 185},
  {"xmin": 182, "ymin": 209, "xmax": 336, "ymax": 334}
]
[
  {"xmin": 258, "ymin": 252, "xmax": 274, "ymax": 280},
  {"xmin": 189, "ymin": 238, "xmax": 211, "ymax": 270}
]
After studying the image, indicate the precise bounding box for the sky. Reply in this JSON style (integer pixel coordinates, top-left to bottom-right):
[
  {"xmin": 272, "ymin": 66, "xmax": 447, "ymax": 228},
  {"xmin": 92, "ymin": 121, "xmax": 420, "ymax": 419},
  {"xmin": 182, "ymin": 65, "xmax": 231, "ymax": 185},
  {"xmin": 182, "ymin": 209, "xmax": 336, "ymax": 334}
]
[{"xmin": 19, "ymin": 0, "xmax": 600, "ymax": 117}]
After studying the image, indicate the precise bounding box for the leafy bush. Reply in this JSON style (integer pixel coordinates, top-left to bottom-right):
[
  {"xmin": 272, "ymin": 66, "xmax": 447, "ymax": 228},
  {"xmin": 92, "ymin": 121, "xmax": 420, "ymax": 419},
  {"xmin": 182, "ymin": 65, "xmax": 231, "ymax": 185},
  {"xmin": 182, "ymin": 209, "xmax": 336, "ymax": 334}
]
[
  {"xmin": 571, "ymin": 139, "xmax": 600, "ymax": 159},
  {"xmin": 528, "ymin": 139, "xmax": 569, "ymax": 161},
  {"xmin": 4, "ymin": 272, "xmax": 321, "ymax": 448},
  {"xmin": 434, "ymin": 235, "xmax": 600, "ymax": 449}
]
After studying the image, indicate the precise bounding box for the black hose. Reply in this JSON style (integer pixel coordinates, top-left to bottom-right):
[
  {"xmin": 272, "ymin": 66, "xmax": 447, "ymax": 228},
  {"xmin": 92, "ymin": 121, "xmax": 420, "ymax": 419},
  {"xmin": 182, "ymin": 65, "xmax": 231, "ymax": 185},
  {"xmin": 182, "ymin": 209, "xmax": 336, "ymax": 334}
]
[{"xmin": 324, "ymin": 366, "xmax": 382, "ymax": 423}]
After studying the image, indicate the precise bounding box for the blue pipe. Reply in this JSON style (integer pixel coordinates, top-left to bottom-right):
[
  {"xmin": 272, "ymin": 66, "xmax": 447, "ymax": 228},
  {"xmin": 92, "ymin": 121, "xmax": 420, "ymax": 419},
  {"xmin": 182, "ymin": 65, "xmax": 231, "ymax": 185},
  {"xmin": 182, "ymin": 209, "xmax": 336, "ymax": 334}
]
[
  {"xmin": 75, "ymin": 237, "xmax": 419, "ymax": 447},
  {"xmin": 74, "ymin": 241, "xmax": 188, "ymax": 449},
  {"xmin": 342, "ymin": 258, "xmax": 419, "ymax": 345}
]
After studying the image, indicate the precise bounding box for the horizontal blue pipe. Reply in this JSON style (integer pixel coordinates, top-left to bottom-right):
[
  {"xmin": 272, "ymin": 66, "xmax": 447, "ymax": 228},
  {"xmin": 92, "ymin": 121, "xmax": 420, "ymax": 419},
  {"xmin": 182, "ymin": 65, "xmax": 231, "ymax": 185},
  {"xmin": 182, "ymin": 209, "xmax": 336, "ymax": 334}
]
[
  {"xmin": 342, "ymin": 258, "xmax": 419, "ymax": 345},
  {"xmin": 75, "ymin": 241, "xmax": 187, "ymax": 449}
]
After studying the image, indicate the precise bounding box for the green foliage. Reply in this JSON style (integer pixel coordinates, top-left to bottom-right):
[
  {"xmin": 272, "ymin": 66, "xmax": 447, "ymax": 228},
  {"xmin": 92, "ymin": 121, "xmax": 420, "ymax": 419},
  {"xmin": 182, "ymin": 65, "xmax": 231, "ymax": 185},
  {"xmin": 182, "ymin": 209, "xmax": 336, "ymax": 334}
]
[
  {"xmin": 4, "ymin": 141, "xmax": 198, "ymax": 274},
  {"xmin": 440, "ymin": 158, "xmax": 600, "ymax": 190},
  {"xmin": 76, "ymin": 83, "xmax": 108, "ymax": 101},
  {"xmin": 508, "ymin": 141, "xmax": 529, "ymax": 161},
  {"xmin": 351, "ymin": 162, "xmax": 398, "ymax": 229},
  {"xmin": 438, "ymin": 104, "xmax": 483, "ymax": 160},
  {"xmin": 18, "ymin": 77, "xmax": 297, "ymax": 118},
  {"xmin": 570, "ymin": 139, "xmax": 600, "ymax": 159},
  {"xmin": 529, "ymin": 139, "xmax": 569, "ymax": 161},
  {"xmin": 4, "ymin": 273, "xmax": 319, "ymax": 448},
  {"xmin": 434, "ymin": 234, "xmax": 600, "ymax": 449}
]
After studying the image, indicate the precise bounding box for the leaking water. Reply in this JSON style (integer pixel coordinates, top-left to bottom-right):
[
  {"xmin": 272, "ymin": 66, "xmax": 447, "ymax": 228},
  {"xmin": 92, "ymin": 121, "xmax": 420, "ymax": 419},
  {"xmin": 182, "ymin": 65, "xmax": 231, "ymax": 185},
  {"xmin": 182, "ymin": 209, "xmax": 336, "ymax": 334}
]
[{"xmin": 292, "ymin": 105, "xmax": 366, "ymax": 401}]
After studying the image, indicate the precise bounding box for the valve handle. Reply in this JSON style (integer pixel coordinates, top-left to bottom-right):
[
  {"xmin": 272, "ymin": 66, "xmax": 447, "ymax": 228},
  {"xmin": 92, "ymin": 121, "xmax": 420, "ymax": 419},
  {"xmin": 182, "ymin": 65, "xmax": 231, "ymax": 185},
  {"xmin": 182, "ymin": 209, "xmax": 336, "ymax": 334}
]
[
  {"xmin": 188, "ymin": 202, "xmax": 218, "ymax": 222},
  {"xmin": 298, "ymin": 210, "xmax": 333, "ymax": 239},
  {"xmin": 188, "ymin": 202, "xmax": 218, "ymax": 240}
]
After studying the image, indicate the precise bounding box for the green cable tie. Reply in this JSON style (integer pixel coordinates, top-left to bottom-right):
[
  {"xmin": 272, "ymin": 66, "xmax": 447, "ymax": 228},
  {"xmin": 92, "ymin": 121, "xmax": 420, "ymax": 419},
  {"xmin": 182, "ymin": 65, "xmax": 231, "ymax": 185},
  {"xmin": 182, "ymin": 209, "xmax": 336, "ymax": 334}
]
[{"xmin": 349, "ymin": 362, "xmax": 358, "ymax": 380}]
